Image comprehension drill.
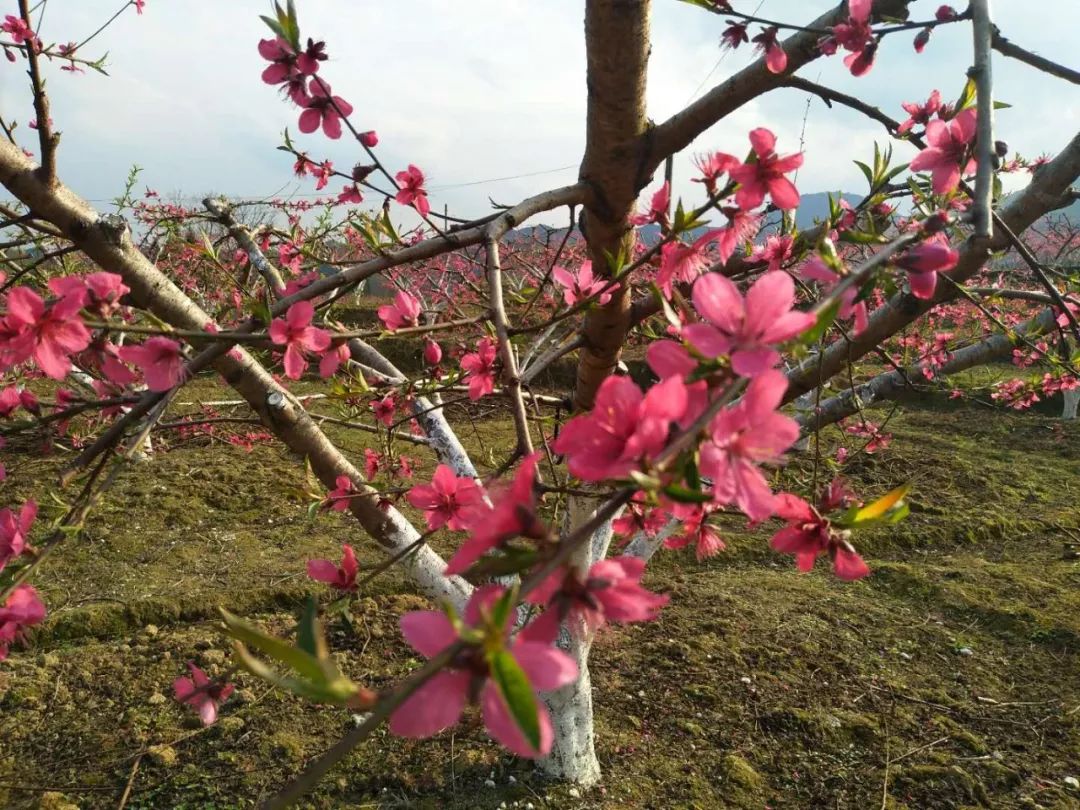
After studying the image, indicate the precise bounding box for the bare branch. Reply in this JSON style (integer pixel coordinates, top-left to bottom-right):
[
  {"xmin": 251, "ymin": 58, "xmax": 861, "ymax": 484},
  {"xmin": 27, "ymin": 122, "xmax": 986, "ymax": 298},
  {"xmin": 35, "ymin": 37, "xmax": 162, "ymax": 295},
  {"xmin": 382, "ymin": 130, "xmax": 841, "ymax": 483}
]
[
  {"xmin": 970, "ymin": 0, "xmax": 996, "ymax": 238},
  {"xmin": 992, "ymin": 27, "xmax": 1080, "ymax": 86}
]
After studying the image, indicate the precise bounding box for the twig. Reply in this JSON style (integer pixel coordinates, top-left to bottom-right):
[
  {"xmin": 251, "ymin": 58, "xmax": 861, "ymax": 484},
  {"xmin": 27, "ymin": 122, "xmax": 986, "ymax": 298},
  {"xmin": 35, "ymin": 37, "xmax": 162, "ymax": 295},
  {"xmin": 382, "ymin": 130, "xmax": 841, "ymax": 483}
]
[{"xmin": 115, "ymin": 753, "xmax": 142, "ymax": 810}]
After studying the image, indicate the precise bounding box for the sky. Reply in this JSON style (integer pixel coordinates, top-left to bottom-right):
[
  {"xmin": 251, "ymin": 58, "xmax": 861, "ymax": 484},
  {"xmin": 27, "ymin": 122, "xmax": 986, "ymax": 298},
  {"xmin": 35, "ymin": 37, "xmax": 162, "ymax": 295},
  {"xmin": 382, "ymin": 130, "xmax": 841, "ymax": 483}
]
[{"xmin": 1, "ymin": 0, "xmax": 1078, "ymax": 228}]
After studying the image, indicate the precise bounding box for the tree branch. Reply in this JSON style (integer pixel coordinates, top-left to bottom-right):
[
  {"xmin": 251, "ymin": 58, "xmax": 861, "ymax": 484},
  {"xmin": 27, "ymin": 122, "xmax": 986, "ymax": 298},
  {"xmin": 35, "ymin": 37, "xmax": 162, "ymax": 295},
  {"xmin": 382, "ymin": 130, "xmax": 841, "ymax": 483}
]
[
  {"xmin": 991, "ymin": 27, "xmax": 1080, "ymax": 86},
  {"xmin": 970, "ymin": 0, "xmax": 995, "ymax": 238},
  {"xmin": 646, "ymin": 0, "xmax": 914, "ymax": 168}
]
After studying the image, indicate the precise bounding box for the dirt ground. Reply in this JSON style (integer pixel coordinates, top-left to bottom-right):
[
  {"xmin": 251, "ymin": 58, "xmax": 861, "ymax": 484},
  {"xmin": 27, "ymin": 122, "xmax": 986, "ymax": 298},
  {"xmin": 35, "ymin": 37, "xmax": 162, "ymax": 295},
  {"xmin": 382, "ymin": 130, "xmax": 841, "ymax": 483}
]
[{"xmin": 1, "ymin": 382, "xmax": 1079, "ymax": 809}]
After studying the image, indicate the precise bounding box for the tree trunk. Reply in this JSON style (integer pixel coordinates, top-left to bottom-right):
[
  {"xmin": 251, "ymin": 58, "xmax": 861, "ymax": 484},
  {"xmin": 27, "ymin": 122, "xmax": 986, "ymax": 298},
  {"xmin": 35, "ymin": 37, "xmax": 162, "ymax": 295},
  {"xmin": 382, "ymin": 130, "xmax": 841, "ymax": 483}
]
[
  {"xmin": 539, "ymin": 616, "xmax": 601, "ymax": 786},
  {"xmin": 1064, "ymin": 388, "xmax": 1080, "ymax": 420},
  {"xmin": 537, "ymin": 494, "xmax": 608, "ymax": 784}
]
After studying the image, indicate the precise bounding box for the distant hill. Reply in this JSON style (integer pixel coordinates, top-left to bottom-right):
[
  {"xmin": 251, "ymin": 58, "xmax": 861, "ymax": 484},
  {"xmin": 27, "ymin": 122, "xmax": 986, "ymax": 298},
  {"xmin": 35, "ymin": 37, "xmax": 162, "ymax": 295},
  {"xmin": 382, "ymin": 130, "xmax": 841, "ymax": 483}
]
[{"xmin": 506, "ymin": 191, "xmax": 861, "ymax": 247}]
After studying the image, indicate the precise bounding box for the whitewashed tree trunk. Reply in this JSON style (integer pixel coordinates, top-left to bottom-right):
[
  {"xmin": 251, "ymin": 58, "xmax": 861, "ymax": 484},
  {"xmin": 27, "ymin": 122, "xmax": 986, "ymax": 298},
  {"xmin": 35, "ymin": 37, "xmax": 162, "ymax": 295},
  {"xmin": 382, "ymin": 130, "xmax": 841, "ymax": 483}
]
[
  {"xmin": 1063, "ymin": 388, "xmax": 1079, "ymax": 419},
  {"xmin": 537, "ymin": 494, "xmax": 605, "ymax": 786}
]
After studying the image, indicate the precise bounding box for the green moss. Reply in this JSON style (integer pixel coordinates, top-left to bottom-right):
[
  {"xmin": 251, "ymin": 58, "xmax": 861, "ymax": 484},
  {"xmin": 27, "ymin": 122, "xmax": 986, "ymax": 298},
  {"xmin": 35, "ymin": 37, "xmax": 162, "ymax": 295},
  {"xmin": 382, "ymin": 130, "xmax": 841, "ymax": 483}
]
[{"xmin": 719, "ymin": 754, "xmax": 767, "ymax": 801}]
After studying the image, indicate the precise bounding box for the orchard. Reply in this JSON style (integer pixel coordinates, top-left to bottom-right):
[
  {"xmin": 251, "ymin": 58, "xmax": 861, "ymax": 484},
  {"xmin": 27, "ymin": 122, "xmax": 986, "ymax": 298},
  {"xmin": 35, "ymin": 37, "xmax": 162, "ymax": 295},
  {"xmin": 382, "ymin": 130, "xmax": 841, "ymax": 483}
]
[{"xmin": 1, "ymin": 0, "xmax": 1079, "ymax": 807}]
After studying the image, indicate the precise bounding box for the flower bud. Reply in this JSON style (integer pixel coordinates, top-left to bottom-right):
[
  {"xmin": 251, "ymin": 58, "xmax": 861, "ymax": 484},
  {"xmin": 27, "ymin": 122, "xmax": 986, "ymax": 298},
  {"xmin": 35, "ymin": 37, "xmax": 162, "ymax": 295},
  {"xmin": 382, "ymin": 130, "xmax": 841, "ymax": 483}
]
[
  {"xmin": 359, "ymin": 130, "xmax": 379, "ymax": 148},
  {"xmin": 994, "ymin": 140, "xmax": 1009, "ymax": 158},
  {"xmin": 423, "ymin": 338, "xmax": 443, "ymax": 366},
  {"xmin": 913, "ymin": 28, "xmax": 931, "ymax": 53}
]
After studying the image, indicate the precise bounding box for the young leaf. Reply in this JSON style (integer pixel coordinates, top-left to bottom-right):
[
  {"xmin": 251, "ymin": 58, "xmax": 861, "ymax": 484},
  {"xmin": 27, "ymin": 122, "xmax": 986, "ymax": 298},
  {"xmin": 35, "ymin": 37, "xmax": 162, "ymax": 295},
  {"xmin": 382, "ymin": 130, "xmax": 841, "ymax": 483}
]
[
  {"xmin": 662, "ymin": 483, "xmax": 712, "ymax": 504},
  {"xmin": 855, "ymin": 483, "xmax": 910, "ymax": 521},
  {"xmin": 219, "ymin": 609, "xmax": 324, "ymax": 683},
  {"xmin": 296, "ymin": 597, "xmax": 320, "ymax": 658},
  {"xmin": 800, "ymin": 298, "xmax": 842, "ymax": 346},
  {"xmin": 488, "ymin": 649, "xmax": 542, "ymax": 752}
]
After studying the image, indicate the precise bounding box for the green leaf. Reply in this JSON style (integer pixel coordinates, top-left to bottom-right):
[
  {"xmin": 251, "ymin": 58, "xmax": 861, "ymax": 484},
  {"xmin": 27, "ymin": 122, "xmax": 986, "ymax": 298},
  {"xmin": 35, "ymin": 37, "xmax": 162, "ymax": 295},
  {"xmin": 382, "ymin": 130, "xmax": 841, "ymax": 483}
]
[
  {"xmin": 489, "ymin": 585, "xmax": 518, "ymax": 632},
  {"xmin": 296, "ymin": 597, "xmax": 320, "ymax": 658},
  {"xmin": 219, "ymin": 609, "xmax": 324, "ymax": 683},
  {"xmin": 839, "ymin": 229, "xmax": 889, "ymax": 245},
  {"xmin": 992, "ymin": 100, "xmax": 1012, "ymax": 110},
  {"xmin": 231, "ymin": 641, "xmax": 359, "ymax": 705},
  {"xmin": 800, "ymin": 298, "xmax": 842, "ymax": 346},
  {"xmin": 853, "ymin": 160, "xmax": 874, "ymax": 189},
  {"xmin": 662, "ymin": 483, "xmax": 712, "ymax": 504},
  {"xmin": 488, "ymin": 649, "xmax": 541, "ymax": 752},
  {"xmin": 461, "ymin": 548, "xmax": 540, "ymax": 580},
  {"xmin": 259, "ymin": 14, "xmax": 288, "ymax": 40},
  {"xmin": 650, "ymin": 282, "xmax": 683, "ymax": 331}
]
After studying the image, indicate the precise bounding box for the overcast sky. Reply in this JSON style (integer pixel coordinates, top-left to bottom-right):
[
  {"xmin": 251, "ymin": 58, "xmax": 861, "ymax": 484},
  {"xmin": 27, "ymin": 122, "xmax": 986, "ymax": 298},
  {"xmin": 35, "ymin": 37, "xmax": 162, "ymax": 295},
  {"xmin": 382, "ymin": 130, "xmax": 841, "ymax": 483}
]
[{"xmin": 1, "ymin": 1, "xmax": 1077, "ymax": 227}]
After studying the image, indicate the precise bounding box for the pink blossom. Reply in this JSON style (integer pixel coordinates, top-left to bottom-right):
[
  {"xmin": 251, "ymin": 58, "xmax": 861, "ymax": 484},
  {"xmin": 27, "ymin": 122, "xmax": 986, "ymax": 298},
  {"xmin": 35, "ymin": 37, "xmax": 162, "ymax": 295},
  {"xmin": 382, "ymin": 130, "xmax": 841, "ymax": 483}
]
[
  {"xmin": 84, "ymin": 272, "xmax": 129, "ymax": 316},
  {"xmin": 307, "ymin": 543, "xmax": 359, "ymax": 590},
  {"xmin": 318, "ymin": 342, "xmax": 351, "ymax": 378},
  {"xmin": 770, "ymin": 486, "xmax": 869, "ymax": 580},
  {"xmin": 630, "ymin": 182, "xmax": 670, "ymax": 227},
  {"xmin": 118, "ymin": 337, "xmax": 186, "ymax": 391},
  {"xmin": 0, "ymin": 500, "xmax": 35, "ymax": 571},
  {"xmin": 2, "ymin": 286, "xmax": 91, "ymax": 379},
  {"xmin": 528, "ymin": 556, "xmax": 668, "ymax": 631},
  {"xmin": 685, "ymin": 271, "xmax": 815, "ymax": 377},
  {"xmin": 1, "ymin": 15, "xmax": 34, "ymax": 45},
  {"xmin": 0, "ymin": 386, "xmax": 22, "ymax": 417},
  {"xmin": 371, "ymin": 395, "xmax": 396, "ymax": 426},
  {"xmin": 729, "ymin": 128, "xmax": 803, "ymax": 211},
  {"xmin": 390, "ymin": 585, "xmax": 577, "ymax": 757},
  {"xmin": 407, "ymin": 464, "xmax": 485, "ymax": 531},
  {"xmin": 364, "ymin": 448, "xmax": 381, "ymax": 480},
  {"xmin": 646, "ymin": 342, "xmax": 709, "ymax": 428},
  {"xmin": 337, "ymin": 184, "xmax": 363, "ymax": 204},
  {"xmin": 655, "ymin": 209, "xmax": 758, "ymax": 299},
  {"xmin": 700, "ymin": 370, "xmax": 799, "ymax": 521},
  {"xmin": 551, "ymin": 261, "xmax": 615, "ymax": 307},
  {"xmin": 312, "ymin": 160, "xmax": 333, "ymax": 191},
  {"xmin": 909, "ymin": 108, "xmax": 977, "ymax": 194},
  {"xmin": 801, "ymin": 257, "xmax": 869, "ymax": 335},
  {"xmin": 721, "ymin": 21, "xmax": 749, "ymax": 51},
  {"xmin": 258, "ymin": 37, "xmax": 296, "ymax": 85},
  {"xmin": 611, "ymin": 491, "xmax": 669, "ymax": 539},
  {"xmin": 894, "ymin": 238, "xmax": 960, "ymax": 300},
  {"xmin": 298, "ymin": 79, "xmax": 353, "ymax": 140},
  {"xmin": 898, "ymin": 90, "xmax": 942, "ymax": 135},
  {"xmin": 0, "ymin": 584, "xmax": 46, "ymax": 661},
  {"xmin": 323, "ymin": 475, "xmax": 356, "ymax": 512},
  {"xmin": 423, "ymin": 338, "xmax": 443, "ymax": 366},
  {"xmin": 377, "ymin": 290, "xmax": 422, "ymax": 331},
  {"xmin": 173, "ymin": 662, "xmax": 234, "ymax": 726},
  {"xmin": 445, "ymin": 454, "xmax": 544, "ymax": 576},
  {"xmin": 664, "ymin": 503, "xmax": 727, "ymax": 560},
  {"xmin": 359, "ymin": 130, "xmax": 378, "ymax": 147},
  {"xmin": 750, "ymin": 234, "xmax": 794, "ymax": 272},
  {"xmin": 751, "ymin": 26, "xmax": 787, "ymax": 73},
  {"xmin": 394, "ymin": 165, "xmax": 431, "ymax": 218},
  {"xmin": 692, "ymin": 151, "xmax": 740, "ymax": 196},
  {"xmin": 460, "ymin": 338, "xmax": 498, "ymax": 400},
  {"xmin": 268, "ymin": 301, "xmax": 331, "ymax": 379},
  {"xmin": 552, "ymin": 375, "xmax": 688, "ymax": 482},
  {"xmin": 134, "ymin": 0, "xmax": 145, "ymax": 14},
  {"xmin": 827, "ymin": 0, "xmax": 876, "ymax": 76}
]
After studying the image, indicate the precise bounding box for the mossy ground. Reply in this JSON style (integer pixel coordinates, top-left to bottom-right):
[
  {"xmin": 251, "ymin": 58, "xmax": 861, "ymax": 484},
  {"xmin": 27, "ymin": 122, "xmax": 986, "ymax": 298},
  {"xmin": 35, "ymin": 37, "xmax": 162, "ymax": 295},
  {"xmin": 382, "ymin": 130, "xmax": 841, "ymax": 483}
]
[{"xmin": 2, "ymin": 377, "xmax": 1080, "ymax": 808}]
